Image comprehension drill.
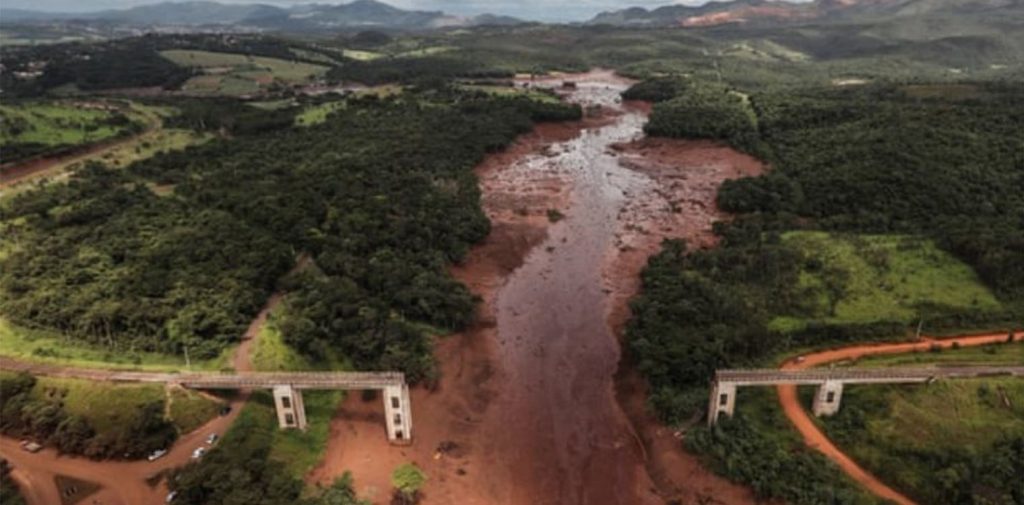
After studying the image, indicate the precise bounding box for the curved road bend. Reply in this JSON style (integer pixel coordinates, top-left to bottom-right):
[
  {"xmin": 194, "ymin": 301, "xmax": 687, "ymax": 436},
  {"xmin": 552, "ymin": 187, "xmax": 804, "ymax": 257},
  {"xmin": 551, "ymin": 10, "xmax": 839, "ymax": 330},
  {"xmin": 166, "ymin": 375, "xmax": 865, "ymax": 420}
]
[
  {"xmin": 776, "ymin": 331, "xmax": 1018, "ymax": 505},
  {"xmin": 0, "ymin": 283, "xmax": 289, "ymax": 505}
]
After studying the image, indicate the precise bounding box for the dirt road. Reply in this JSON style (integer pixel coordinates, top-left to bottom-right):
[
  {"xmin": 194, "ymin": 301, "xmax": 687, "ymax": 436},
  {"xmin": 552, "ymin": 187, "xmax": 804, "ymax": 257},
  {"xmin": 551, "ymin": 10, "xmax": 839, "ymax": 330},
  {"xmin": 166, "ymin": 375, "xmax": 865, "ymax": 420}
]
[
  {"xmin": 777, "ymin": 332, "xmax": 1017, "ymax": 505},
  {"xmin": 0, "ymin": 288, "xmax": 285, "ymax": 505},
  {"xmin": 309, "ymin": 70, "xmax": 762, "ymax": 505}
]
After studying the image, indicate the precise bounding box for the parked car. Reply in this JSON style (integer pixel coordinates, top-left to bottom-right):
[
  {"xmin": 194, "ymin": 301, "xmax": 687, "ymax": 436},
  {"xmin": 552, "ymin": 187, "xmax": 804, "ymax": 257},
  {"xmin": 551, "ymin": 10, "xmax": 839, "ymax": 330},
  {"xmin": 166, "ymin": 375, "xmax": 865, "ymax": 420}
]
[
  {"xmin": 191, "ymin": 447, "xmax": 207, "ymax": 460},
  {"xmin": 19, "ymin": 440, "xmax": 42, "ymax": 453},
  {"xmin": 166, "ymin": 491, "xmax": 178, "ymax": 503},
  {"xmin": 219, "ymin": 405, "xmax": 232, "ymax": 416},
  {"xmin": 206, "ymin": 433, "xmax": 219, "ymax": 445},
  {"xmin": 148, "ymin": 449, "xmax": 168, "ymax": 461}
]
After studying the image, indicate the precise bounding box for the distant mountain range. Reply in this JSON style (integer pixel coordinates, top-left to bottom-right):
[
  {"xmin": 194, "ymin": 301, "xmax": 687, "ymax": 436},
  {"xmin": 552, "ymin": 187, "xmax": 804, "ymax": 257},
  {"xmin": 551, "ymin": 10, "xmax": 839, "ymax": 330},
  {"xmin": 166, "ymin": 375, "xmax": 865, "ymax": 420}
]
[
  {"xmin": 586, "ymin": 0, "xmax": 1024, "ymax": 27},
  {"xmin": 1, "ymin": 0, "xmax": 525, "ymax": 31}
]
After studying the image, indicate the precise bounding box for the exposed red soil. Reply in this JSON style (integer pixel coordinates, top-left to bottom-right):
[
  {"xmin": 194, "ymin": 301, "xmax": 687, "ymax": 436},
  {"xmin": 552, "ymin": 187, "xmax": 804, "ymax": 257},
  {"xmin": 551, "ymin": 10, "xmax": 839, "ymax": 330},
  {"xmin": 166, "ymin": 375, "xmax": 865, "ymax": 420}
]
[
  {"xmin": 0, "ymin": 133, "xmax": 144, "ymax": 189},
  {"xmin": 604, "ymin": 136, "xmax": 767, "ymax": 505},
  {"xmin": 777, "ymin": 332, "xmax": 1018, "ymax": 505},
  {"xmin": 309, "ymin": 70, "xmax": 765, "ymax": 505},
  {"xmin": 307, "ymin": 103, "xmax": 594, "ymax": 505},
  {"xmin": 0, "ymin": 263, "xmax": 303, "ymax": 505}
]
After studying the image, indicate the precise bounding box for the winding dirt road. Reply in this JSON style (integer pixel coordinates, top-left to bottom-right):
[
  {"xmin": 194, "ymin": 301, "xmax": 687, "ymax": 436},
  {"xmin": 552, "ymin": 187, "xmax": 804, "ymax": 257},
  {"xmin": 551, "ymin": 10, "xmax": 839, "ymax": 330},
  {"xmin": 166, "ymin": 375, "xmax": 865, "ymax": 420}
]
[{"xmin": 777, "ymin": 331, "xmax": 1018, "ymax": 505}]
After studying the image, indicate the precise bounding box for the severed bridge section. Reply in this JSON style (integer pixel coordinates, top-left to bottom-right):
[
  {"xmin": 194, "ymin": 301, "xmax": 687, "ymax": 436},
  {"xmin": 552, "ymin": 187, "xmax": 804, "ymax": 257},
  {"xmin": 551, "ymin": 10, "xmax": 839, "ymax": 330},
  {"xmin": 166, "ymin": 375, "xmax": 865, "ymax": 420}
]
[
  {"xmin": 0, "ymin": 358, "xmax": 412, "ymax": 444},
  {"xmin": 708, "ymin": 366, "xmax": 1024, "ymax": 426}
]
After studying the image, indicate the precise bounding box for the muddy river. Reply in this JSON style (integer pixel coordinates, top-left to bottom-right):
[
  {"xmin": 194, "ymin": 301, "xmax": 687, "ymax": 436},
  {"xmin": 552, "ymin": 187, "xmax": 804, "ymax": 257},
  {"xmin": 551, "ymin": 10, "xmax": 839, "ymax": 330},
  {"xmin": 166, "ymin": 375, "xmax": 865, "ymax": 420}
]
[
  {"xmin": 313, "ymin": 70, "xmax": 762, "ymax": 505},
  {"xmin": 479, "ymin": 78, "xmax": 658, "ymax": 505}
]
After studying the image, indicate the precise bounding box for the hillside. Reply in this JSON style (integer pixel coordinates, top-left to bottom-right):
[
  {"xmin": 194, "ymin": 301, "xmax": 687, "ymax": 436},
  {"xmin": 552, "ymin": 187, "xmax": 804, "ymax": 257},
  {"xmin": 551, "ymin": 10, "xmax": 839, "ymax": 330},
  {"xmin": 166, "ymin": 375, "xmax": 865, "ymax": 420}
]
[{"xmin": 0, "ymin": 0, "xmax": 525, "ymax": 32}]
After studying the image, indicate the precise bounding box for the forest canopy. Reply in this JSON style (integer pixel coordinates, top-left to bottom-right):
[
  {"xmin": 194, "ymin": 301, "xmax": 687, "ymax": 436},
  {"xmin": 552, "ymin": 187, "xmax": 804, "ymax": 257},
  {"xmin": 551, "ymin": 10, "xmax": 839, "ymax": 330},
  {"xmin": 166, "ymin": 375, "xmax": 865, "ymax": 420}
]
[{"xmin": 0, "ymin": 90, "xmax": 580, "ymax": 380}]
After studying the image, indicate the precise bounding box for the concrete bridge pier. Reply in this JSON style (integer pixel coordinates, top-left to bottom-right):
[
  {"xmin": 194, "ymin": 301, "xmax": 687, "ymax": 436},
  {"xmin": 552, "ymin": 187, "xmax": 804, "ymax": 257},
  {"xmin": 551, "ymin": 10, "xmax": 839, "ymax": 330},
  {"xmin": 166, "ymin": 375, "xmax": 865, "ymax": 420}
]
[
  {"xmin": 707, "ymin": 381, "xmax": 737, "ymax": 426},
  {"xmin": 812, "ymin": 380, "xmax": 844, "ymax": 417},
  {"xmin": 383, "ymin": 383, "xmax": 413, "ymax": 444},
  {"xmin": 274, "ymin": 384, "xmax": 308, "ymax": 430}
]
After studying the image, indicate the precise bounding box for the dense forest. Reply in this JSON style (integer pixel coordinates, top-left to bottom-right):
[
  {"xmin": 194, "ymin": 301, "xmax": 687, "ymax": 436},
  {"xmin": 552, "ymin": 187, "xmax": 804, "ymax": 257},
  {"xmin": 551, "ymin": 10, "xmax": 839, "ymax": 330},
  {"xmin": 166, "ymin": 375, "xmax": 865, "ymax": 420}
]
[
  {"xmin": 628, "ymin": 80, "xmax": 1024, "ymax": 419},
  {"xmin": 0, "ymin": 90, "xmax": 580, "ymax": 380},
  {"xmin": 623, "ymin": 77, "xmax": 1024, "ymax": 504}
]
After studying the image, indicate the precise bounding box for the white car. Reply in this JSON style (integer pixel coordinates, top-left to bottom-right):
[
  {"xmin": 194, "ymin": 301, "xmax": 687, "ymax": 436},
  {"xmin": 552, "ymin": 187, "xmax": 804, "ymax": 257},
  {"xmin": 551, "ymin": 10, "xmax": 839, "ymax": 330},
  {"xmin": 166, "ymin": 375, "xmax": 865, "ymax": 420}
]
[
  {"xmin": 206, "ymin": 433, "xmax": 219, "ymax": 445},
  {"xmin": 166, "ymin": 491, "xmax": 178, "ymax": 503},
  {"xmin": 191, "ymin": 447, "xmax": 207, "ymax": 460},
  {"xmin": 148, "ymin": 449, "xmax": 168, "ymax": 462}
]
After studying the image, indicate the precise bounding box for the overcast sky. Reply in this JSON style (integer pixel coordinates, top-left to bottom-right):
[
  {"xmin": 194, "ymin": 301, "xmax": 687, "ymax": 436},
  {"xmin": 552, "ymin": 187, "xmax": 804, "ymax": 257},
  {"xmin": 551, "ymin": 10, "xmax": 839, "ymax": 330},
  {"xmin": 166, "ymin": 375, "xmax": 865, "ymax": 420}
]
[{"xmin": 2, "ymin": 0, "xmax": 752, "ymax": 21}]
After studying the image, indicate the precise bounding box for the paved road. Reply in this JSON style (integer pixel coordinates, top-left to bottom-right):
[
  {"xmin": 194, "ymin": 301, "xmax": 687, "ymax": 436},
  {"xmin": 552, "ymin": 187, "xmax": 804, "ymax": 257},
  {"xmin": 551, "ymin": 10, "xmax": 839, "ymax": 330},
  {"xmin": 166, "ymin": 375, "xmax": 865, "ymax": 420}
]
[{"xmin": 776, "ymin": 331, "xmax": 1018, "ymax": 505}]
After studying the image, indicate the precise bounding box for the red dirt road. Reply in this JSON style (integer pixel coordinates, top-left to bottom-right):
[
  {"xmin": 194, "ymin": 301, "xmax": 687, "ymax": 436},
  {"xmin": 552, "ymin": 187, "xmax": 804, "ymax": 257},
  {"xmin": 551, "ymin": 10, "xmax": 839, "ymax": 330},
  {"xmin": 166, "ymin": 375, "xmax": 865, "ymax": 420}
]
[{"xmin": 777, "ymin": 331, "xmax": 1018, "ymax": 505}]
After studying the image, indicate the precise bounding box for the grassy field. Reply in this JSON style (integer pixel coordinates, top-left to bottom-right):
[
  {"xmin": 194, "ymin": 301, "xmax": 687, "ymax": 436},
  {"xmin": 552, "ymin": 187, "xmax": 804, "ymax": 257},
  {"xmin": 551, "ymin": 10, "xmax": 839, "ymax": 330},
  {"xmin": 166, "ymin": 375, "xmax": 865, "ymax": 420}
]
[
  {"xmin": 96, "ymin": 128, "xmax": 212, "ymax": 169},
  {"xmin": 820, "ymin": 377, "xmax": 1024, "ymax": 503},
  {"xmin": 162, "ymin": 50, "xmax": 327, "ymax": 95},
  {"xmin": 295, "ymin": 100, "xmax": 347, "ymax": 126},
  {"xmin": 250, "ymin": 319, "xmax": 347, "ymax": 479},
  {"xmin": 251, "ymin": 324, "xmax": 313, "ymax": 372},
  {"xmin": 341, "ymin": 49, "xmax": 384, "ymax": 61},
  {"xmin": 459, "ymin": 84, "xmax": 561, "ymax": 103},
  {"xmin": 0, "ymin": 101, "xmax": 133, "ymax": 148},
  {"xmin": 0, "ymin": 317, "xmax": 232, "ymax": 372},
  {"xmin": 769, "ymin": 232, "xmax": 1003, "ymax": 332},
  {"xmin": 168, "ymin": 387, "xmax": 225, "ymax": 434},
  {"xmin": 20, "ymin": 376, "xmax": 221, "ymax": 435},
  {"xmin": 268, "ymin": 389, "xmax": 343, "ymax": 479},
  {"xmin": 0, "ymin": 102, "xmax": 210, "ymax": 201},
  {"xmin": 844, "ymin": 339, "xmax": 1024, "ymax": 368}
]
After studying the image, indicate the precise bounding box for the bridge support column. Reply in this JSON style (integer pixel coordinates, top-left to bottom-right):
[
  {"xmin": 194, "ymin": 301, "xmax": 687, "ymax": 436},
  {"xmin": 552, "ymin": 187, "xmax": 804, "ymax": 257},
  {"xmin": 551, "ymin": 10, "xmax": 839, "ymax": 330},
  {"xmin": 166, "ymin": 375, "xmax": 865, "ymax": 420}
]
[
  {"xmin": 812, "ymin": 380, "xmax": 844, "ymax": 417},
  {"xmin": 708, "ymin": 381, "xmax": 737, "ymax": 426},
  {"xmin": 383, "ymin": 383, "xmax": 413, "ymax": 445},
  {"xmin": 273, "ymin": 385, "xmax": 307, "ymax": 430}
]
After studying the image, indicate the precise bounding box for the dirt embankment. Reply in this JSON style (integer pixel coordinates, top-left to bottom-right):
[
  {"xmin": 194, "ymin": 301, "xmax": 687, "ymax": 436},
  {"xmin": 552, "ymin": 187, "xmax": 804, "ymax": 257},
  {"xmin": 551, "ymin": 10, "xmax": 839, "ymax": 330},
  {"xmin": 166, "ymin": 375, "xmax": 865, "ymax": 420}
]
[{"xmin": 309, "ymin": 70, "xmax": 766, "ymax": 505}]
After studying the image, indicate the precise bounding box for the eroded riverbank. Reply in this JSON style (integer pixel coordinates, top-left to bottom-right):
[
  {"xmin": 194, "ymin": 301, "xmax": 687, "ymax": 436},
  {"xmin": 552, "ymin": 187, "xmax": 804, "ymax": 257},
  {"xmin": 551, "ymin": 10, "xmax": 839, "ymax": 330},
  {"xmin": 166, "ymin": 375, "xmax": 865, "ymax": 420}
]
[{"xmin": 310, "ymin": 70, "xmax": 764, "ymax": 504}]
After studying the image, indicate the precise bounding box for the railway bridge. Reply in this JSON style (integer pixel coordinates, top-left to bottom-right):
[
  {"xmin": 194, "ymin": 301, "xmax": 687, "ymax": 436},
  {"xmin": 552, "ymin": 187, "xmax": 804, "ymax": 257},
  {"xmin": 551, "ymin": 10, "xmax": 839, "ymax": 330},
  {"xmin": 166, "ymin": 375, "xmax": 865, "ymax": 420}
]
[
  {"xmin": 708, "ymin": 365, "xmax": 1024, "ymax": 426},
  {"xmin": 0, "ymin": 358, "xmax": 412, "ymax": 444}
]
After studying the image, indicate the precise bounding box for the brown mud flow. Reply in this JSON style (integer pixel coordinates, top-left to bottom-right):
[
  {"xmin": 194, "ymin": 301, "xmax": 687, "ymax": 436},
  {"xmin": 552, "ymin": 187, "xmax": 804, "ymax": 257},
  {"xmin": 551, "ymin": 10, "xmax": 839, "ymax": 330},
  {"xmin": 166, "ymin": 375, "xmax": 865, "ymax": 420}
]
[{"xmin": 312, "ymin": 70, "xmax": 761, "ymax": 505}]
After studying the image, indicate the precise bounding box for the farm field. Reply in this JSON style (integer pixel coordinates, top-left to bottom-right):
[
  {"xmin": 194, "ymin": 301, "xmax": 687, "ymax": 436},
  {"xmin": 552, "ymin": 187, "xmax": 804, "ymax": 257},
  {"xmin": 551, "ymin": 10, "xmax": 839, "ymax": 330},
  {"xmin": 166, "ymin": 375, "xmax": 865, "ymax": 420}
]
[
  {"xmin": 768, "ymin": 232, "xmax": 1004, "ymax": 333},
  {"xmin": 0, "ymin": 101, "xmax": 140, "ymax": 163},
  {"xmin": 0, "ymin": 101, "xmax": 210, "ymax": 199},
  {"xmin": 161, "ymin": 49, "xmax": 327, "ymax": 95}
]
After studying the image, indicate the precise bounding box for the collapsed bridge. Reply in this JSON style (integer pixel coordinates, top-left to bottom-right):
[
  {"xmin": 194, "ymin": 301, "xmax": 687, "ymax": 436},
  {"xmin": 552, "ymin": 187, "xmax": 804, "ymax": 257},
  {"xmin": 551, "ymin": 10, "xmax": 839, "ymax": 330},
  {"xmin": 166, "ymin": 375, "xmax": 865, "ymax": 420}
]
[
  {"xmin": 0, "ymin": 358, "xmax": 412, "ymax": 444},
  {"xmin": 709, "ymin": 365, "xmax": 1024, "ymax": 426}
]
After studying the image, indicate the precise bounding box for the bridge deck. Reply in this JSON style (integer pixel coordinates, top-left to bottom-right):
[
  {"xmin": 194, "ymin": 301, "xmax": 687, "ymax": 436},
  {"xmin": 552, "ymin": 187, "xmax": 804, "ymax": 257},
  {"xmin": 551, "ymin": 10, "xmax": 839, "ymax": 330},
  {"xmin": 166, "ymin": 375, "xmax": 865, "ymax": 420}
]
[
  {"xmin": 716, "ymin": 366, "xmax": 1024, "ymax": 386},
  {"xmin": 0, "ymin": 357, "xmax": 404, "ymax": 389}
]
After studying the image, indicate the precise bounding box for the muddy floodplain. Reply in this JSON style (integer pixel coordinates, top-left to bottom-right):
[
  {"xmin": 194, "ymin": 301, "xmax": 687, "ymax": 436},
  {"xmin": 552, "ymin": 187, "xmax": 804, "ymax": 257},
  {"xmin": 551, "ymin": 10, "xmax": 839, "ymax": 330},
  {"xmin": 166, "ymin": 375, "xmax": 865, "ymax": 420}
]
[{"xmin": 311, "ymin": 70, "xmax": 763, "ymax": 505}]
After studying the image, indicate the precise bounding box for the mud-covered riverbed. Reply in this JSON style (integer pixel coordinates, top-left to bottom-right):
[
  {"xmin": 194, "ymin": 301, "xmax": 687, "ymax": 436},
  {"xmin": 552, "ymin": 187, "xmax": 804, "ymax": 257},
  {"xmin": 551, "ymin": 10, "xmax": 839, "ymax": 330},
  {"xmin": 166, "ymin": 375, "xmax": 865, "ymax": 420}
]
[{"xmin": 311, "ymin": 70, "xmax": 763, "ymax": 505}]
